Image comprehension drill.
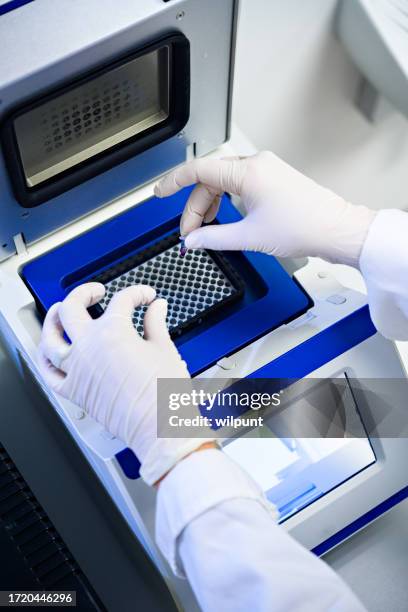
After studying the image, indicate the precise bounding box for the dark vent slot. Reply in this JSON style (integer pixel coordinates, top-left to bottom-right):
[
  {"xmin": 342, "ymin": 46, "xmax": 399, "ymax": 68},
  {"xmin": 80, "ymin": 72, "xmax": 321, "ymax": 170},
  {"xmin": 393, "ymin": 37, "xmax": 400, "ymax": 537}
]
[{"xmin": 0, "ymin": 443, "xmax": 104, "ymax": 608}]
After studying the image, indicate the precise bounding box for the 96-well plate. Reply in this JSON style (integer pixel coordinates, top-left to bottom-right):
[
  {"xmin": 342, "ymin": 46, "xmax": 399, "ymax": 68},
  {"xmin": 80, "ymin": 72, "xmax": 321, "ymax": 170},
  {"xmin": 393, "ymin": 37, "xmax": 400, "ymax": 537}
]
[{"xmin": 91, "ymin": 233, "xmax": 244, "ymax": 337}]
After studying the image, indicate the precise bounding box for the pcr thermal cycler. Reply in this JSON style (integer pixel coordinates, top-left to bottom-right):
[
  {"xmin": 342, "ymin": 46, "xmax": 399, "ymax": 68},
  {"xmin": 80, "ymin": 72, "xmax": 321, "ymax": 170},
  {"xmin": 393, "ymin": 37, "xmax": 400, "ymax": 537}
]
[{"xmin": 0, "ymin": 1, "xmax": 407, "ymax": 610}]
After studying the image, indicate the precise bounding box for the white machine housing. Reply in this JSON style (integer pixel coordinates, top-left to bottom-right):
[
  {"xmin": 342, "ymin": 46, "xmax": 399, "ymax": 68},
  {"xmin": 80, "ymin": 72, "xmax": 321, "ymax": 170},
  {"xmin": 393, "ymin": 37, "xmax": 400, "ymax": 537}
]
[{"xmin": 0, "ymin": 1, "xmax": 407, "ymax": 610}]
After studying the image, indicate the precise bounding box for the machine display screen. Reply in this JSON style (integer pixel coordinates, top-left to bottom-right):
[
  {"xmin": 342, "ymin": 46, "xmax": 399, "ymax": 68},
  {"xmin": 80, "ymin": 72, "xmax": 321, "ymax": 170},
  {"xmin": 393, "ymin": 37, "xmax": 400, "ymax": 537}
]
[
  {"xmin": 14, "ymin": 47, "xmax": 170, "ymax": 188},
  {"xmin": 223, "ymin": 377, "xmax": 376, "ymax": 522}
]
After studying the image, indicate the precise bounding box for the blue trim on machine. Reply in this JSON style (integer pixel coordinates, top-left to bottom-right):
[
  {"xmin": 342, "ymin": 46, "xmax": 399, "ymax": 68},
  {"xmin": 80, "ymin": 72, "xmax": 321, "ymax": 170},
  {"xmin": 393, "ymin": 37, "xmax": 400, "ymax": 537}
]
[
  {"xmin": 0, "ymin": 0, "xmax": 34, "ymax": 15},
  {"xmin": 247, "ymin": 304, "xmax": 376, "ymax": 379},
  {"xmin": 22, "ymin": 188, "xmax": 311, "ymax": 375},
  {"xmin": 115, "ymin": 304, "xmax": 376, "ymax": 478},
  {"xmin": 116, "ymin": 448, "xmax": 141, "ymax": 480},
  {"xmin": 198, "ymin": 305, "xmax": 376, "ymax": 424},
  {"xmin": 312, "ymin": 485, "xmax": 408, "ymax": 557}
]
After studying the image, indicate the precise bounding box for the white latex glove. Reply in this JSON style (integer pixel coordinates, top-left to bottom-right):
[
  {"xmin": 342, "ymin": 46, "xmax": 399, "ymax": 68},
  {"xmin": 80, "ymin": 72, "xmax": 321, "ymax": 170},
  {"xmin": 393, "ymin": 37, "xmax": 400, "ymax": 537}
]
[
  {"xmin": 37, "ymin": 283, "xmax": 214, "ymax": 485},
  {"xmin": 155, "ymin": 151, "xmax": 376, "ymax": 267}
]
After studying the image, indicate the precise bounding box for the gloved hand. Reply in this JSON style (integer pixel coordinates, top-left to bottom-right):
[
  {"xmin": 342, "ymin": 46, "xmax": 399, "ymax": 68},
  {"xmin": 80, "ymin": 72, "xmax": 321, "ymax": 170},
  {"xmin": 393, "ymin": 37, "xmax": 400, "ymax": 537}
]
[
  {"xmin": 155, "ymin": 151, "xmax": 376, "ymax": 267},
  {"xmin": 37, "ymin": 283, "xmax": 214, "ymax": 485}
]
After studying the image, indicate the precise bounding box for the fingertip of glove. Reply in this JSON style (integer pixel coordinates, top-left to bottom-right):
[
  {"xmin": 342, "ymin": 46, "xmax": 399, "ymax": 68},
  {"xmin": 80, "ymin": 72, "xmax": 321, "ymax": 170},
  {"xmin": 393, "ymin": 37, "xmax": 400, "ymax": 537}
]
[
  {"xmin": 154, "ymin": 182, "xmax": 163, "ymax": 198},
  {"xmin": 154, "ymin": 297, "xmax": 168, "ymax": 313},
  {"xmin": 92, "ymin": 282, "xmax": 107, "ymax": 301},
  {"xmin": 155, "ymin": 296, "xmax": 167, "ymax": 304},
  {"xmin": 82, "ymin": 281, "xmax": 106, "ymax": 294},
  {"xmin": 184, "ymin": 231, "xmax": 202, "ymax": 249},
  {"xmin": 140, "ymin": 285, "xmax": 157, "ymax": 305},
  {"xmin": 47, "ymin": 302, "xmax": 61, "ymax": 316},
  {"xmin": 65, "ymin": 282, "xmax": 106, "ymax": 305},
  {"xmin": 126, "ymin": 284, "xmax": 156, "ymax": 301},
  {"xmin": 179, "ymin": 217, "xmax": 195, "ymax": 239}
]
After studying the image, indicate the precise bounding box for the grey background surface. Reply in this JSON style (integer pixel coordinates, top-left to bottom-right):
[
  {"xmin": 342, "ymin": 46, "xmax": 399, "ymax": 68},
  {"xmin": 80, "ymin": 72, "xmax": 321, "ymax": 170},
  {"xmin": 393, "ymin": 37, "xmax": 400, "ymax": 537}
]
[
  {"xmin": 233, "ymin": 5, "xmax": 408, "ymax": 605},
  {"xmin": 325, "ymin": 500, "xmax": 408, "ymax": 611},
  {"xmin": 233, "ymin": 0, "xmax": 408, "ymax": 213}
]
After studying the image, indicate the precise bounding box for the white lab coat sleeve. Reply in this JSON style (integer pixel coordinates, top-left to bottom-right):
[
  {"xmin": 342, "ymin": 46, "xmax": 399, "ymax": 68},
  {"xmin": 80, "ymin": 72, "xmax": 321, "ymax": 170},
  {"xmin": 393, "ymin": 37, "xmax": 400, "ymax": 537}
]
[
  {"xmin": 155, "ymin": 449, "xmax": 365, "ymax": 612},
  {"xmin": 360, "ymin": 209, "xmax": 408, "ymax": 341}
]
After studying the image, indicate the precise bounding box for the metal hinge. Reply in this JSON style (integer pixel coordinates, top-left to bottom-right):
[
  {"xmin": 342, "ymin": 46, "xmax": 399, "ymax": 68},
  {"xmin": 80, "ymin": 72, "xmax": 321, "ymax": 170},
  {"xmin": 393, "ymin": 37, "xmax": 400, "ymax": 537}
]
[{"xmin": 13, "ymin": 233, "xmax": 28, "ymax": 256}]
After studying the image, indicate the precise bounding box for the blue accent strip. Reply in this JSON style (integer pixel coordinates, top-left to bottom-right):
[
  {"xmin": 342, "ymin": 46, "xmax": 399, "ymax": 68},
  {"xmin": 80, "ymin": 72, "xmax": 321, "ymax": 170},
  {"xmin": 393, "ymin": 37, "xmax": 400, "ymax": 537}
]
[
  {"xmin": 247, "ymin": 304, "xmax": 376, "ymax": 379},
  {"xmin": 22, "ymin": 188, "xmax": 310, "ymax": 375},
  {"xmin": 274, "ymin": 483, "xmax": 318, "ymax": 518},
  {"xmin": 114, "ymin": 305, "xmax": 376, "ymax": 479},
  {"xmin": 200, "ymin": 304, "xmax": 376, "ymax": 425},
  {"xmin": 313, "ymin": 485, "xmax": 408, "ymax": 556},
  {"xmin": 115, "ymin": 448, "xmax": 141, "ymax": 480},
  {"xmin": 0, "ymin": 0, "xmax": 34, "ymax": 15}
]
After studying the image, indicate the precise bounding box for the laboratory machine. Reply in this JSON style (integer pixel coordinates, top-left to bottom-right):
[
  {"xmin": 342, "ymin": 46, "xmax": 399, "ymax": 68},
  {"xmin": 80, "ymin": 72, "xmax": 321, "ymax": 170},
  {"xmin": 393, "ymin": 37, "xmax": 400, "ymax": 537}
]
[{"xmin": 0, "ymin": 1, "xmax": 407, "ymax": 609}]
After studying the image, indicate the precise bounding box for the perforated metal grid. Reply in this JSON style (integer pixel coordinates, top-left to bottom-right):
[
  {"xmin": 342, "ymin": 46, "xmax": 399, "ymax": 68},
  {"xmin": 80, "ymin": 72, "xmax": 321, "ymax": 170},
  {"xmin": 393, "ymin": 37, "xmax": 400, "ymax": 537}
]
[
  {"xmin": 97, "ymin": 244, "xmax": 239, "ymax": 336},
  {"xmin": 36, "ymin": 78, "xmax": 140, "ymax": 153},
  {"xmin": 14, "ymin": 47, "xmax": 169, "ymax": 187}
]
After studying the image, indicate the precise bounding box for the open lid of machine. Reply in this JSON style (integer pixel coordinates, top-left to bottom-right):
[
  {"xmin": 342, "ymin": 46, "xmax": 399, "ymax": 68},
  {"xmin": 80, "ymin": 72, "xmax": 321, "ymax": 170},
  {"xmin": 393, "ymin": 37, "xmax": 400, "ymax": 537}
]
[
  {"xmin": 0, "ymin": 0, "xmax": 238, "ymax": 260},
  {"xmin": 0, "ymin": 33, "xmax": 190, "ymax": 208}
]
